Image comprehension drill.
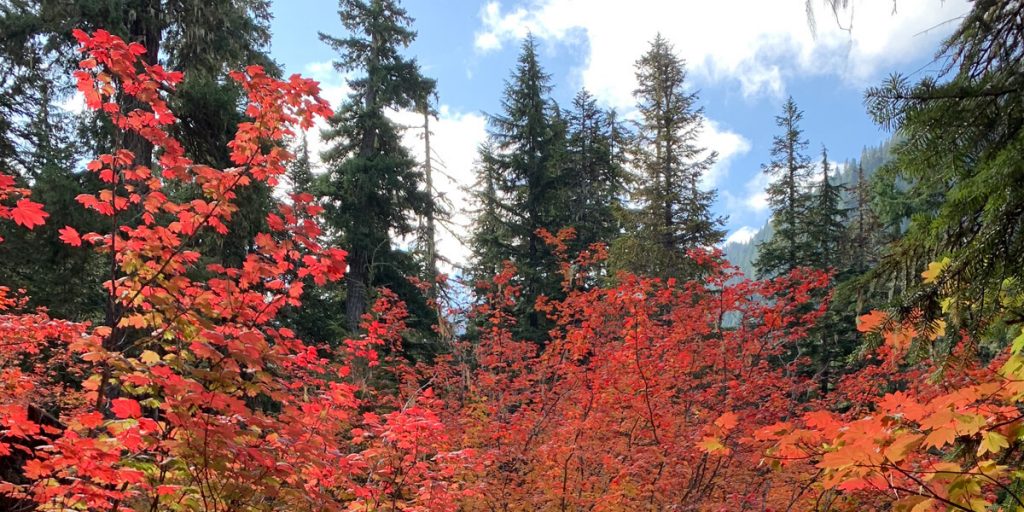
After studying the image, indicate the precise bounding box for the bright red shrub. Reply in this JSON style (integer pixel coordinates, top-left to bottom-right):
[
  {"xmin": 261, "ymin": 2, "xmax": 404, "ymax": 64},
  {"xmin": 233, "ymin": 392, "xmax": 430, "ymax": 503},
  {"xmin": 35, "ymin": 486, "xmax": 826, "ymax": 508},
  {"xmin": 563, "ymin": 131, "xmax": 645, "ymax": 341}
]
[{"xmin": 0, "ymin": 29, "xmax": 465, "ymax": 512}]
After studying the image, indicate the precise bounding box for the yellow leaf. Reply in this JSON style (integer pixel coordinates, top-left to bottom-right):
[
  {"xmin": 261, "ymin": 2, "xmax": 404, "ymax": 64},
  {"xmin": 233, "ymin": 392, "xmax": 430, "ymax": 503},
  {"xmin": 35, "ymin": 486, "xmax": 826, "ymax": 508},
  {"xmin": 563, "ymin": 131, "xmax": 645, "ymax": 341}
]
[
  {"xmin": 1012, "ymin": 329, "xmax": 1024, "ymax": 354},
  {"xmin": 1000, "ymin": 354, "xmax": 1024, "ymax": 380},
  {"xmin": 884, "ymin": 433, "xmax": 923, "ymax": 463},
  {"xmin": 909, "ymin": 497, "xmax": 936, "ymax": 512},
  {"xmin": 698, "ymin": 436, "xmax": 725, "ymax": 454},
  {"xmin": 955, "ymin": 413, "xmax": 987, "ymax": 436},
  {"xmin": 976, "ymin": 460, "xmax": 1006, "ymax": 478},
  {"xmin": 977, "ymin": 431, "xmax": 1009, "ymax": 457},
  {"xmin": 924, "ymin": 462, "xmax": 962, "ymax": 482},
  {"xmin": 923, "ymin": 427, "xmax": 956, "ymax": 449},
  {"xmin": 140, "ymin": 350, "xmax": 160, "ymax": 365},
  {"xmin": 921, "ymin": 257, "xmax": 950, "ymax": 284},
  {"xmin": 967, "ymin": 498, "xmax": 991, "ymax": 512}
]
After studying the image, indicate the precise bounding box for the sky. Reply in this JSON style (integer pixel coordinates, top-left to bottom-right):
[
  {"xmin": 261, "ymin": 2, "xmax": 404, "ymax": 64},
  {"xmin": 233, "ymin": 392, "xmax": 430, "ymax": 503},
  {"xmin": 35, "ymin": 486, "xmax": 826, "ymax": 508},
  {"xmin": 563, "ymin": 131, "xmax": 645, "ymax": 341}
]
[{"xmin": 266, "ymin": 0, "xmax": 971, "ymax": 265}]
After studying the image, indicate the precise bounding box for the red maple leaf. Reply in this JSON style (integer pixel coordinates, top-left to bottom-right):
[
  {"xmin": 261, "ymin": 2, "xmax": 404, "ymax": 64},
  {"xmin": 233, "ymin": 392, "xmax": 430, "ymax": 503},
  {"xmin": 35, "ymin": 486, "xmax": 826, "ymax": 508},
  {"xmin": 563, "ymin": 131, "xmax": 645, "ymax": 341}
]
[
  {"xmin": 11, "ymin": 199, "xmax": 48, "ymax": 229},
  {"xmin": 59, "ymin": 226, "xmax": 82, "ymax": 247},
  {"xmin": 110, "ymin": 398, "xmax": 142, "ymax": 419}
]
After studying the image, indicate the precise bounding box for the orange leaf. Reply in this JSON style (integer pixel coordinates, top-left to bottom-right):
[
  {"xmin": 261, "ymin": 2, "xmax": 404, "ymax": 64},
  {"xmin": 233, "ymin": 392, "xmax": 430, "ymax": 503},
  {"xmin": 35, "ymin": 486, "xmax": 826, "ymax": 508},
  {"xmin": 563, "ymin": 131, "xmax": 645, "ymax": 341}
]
[
  {"xmin": 884, "ymin": 433, "xmax": 923, "ymax": 463},
  {"xmin": 923, "ymin": 427, "xmax": 956, "ymax": 449},
  {"xmin": 715, "ymin": 411, "xmax": 738, "ymax": 431},
  {"xmin": 857, "ymin": 310, "xmax": 887, "ymax": 333}
]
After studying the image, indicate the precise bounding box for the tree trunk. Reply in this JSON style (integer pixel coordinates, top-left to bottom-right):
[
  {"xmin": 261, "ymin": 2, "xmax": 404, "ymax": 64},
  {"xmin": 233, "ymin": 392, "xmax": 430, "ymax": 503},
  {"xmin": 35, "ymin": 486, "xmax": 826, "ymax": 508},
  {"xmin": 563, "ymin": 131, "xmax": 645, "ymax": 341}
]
[
  {"xmin": 124, "ymin": 0, "xmax": 163, "ymax": 168},
  {"xmin": 345, "ymin": 247, "xmax": 369, "ymax": 332},
  {"xmin": 421, "ymin": 106, "xmax": 437, "ymax": 302}
]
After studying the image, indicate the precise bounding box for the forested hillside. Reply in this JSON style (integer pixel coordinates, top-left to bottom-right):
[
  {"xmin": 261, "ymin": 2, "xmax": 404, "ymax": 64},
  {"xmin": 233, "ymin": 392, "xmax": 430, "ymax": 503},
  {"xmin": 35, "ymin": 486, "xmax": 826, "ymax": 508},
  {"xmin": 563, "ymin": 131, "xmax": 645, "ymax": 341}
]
[
  {"xmin": 723, "ymin": 139, "xmax": 893, "ymax": 277},
  {"xmin": 0, "ymin": 1, "xmax": 1023, "ymax": 511}
]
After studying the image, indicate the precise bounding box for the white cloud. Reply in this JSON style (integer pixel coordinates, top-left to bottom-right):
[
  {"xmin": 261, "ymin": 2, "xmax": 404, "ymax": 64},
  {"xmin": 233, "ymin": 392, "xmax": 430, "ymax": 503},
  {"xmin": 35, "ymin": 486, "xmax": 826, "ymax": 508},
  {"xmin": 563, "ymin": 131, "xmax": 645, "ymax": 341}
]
[
  {"xmin": 725, "ymin": 225, "xmax": 759, "ymax": 245},
  {"xmin": 304, "ymin": 60, "xmax": 353, "ymax": 108},
  {"xmin": 701, "ymin": 119, "xmax": 751, "ymax": 189},
  {"xmin": 474, "ymin": 0, "xmax": 970, "ymax": 106},
  {"xmin": 391, "ymin": 106, "xmax": 489, "ymax": 270},
  {"xmin": 746, "ymin": 193, "xmax": 771, "ymax": 213},
  {"xmin": 743, "ymin": 171, "xmax": 772, "ymax": 213}
]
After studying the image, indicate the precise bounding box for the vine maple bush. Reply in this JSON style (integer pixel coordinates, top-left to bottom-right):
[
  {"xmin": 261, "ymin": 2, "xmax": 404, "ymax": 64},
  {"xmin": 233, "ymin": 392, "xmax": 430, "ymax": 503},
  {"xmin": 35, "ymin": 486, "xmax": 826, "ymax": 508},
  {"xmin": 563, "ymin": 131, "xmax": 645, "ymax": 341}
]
[
  {"xmin": 3, "ymin": 29, "xmax": 1023, "ymax": 512},
  {"xmin": 422, "ymin": 232, "xmax": 839, "ymax": 510},
  {"xmin": 757, "ymin": 259, "xmax": 1024, "ymax": 512},
  {"xmin": 0, "ymin": 30, "xmax": 469, "ymax": 512}
]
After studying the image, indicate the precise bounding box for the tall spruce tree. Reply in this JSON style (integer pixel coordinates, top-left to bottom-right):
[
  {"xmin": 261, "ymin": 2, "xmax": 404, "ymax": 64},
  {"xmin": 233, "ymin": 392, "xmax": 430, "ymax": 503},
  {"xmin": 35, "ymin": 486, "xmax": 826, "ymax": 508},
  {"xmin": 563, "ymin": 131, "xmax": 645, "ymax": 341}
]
[
  {"xmin": 467, "ymin": 143, "xmax": 513, "ymax": 282},
  {"xmin": 611, "ymin": 34, "xmax": 723, "ymax": 280},
  {"xmin": 317, "ymin": 0, "xmax": 436, "ymax": 332},
  {"xmin": 808, "ymin": 147, "xmax": 846, "ymax": 270},
  {"xmin": 561, "ymin": 89, "xmax": 626, "ymax": 263},
  {"xmin": 755, "ymin": 97, "xmax": 816, "ymax": 278},
  {"xmin": 289, "ymin": 133, "xmax": 315, "ymax": 196},
  {"xmin": 847, "ymin": 161, "xmax": 883, "ymax": 276},
  {"xmin": 804, "ymin": 147, "xmax": 851, "ymax": 395},
  {"xmin": 468, "ymin": 36, "xmax": 564, "ymax": 341}
]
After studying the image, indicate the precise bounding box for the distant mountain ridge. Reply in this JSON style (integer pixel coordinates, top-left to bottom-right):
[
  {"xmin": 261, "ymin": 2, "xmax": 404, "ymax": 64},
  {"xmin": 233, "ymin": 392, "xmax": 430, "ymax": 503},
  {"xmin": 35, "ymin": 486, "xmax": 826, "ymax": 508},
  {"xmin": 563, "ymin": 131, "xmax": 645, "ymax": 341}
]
[{"xmin": 721, "ymin": 139, "xmax": 894, "ymax": 277}]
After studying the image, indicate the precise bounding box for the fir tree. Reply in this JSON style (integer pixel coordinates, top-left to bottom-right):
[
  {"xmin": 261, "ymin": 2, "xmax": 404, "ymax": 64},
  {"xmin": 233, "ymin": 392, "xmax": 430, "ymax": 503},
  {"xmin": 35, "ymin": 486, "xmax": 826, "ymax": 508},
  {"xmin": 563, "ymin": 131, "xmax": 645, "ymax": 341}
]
[
  {"xmin": 611, "ymin": 34, "xmax": 723, "ymax": 280},
  {"xmin": 317, "ymin": 0, "xmax": 436, "ymax": 332},
  {"xmin": 847, "ymin": 161, "xmax": 883, "ymax": 276},
  {"xmin": 289, "ymin": 133, "xmax": 315, "ymax": 196},
  {"xmin": 561, "ymin": 89, "xmax": 626, "ymax": 263},
  {"xmin": 755, "ymin": 97, "xmax": 816, "ymax": 278},
  {"xmin": 862, "ymin": 0, "xmax": 1024, "ymax": 333},
  {"xmin": 808, "ymin": 147, "xmax": 847, "ymax": 271},
  {"xmin": 470, "ymin": 35, "xmax": 565, "ymax": 341},
  {"xmin": 467, "ymin": 143, "xmax": 512, "ymax": 282},
  {"xmin": 804, "ymin": 147, "xmax": 851, "ymax": 395}
]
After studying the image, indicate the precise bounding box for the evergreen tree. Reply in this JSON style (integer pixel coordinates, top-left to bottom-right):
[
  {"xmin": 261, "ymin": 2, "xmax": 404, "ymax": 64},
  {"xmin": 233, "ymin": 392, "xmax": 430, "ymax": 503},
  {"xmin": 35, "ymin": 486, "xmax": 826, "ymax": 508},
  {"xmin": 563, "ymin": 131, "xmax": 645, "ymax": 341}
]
[
  {"xmin": 611, "ymin": 34, "xmax": 723, "ymax": 280},
  {"xmin": 561, "ymin": 89, "xmax": 626, "ymax": 264},
  {"xmin": 804, "ymin": 147, "xmax": 851, "ymax": 395},
  {"xmin": 289, "ymin": 132, "xmax": 315, "ymax": 196},
  {"xmin": 0, "ymin": 81, "xmax": 106, "ymax": 320},
  {"xmin": 466, "ymin": 36, "xmax": 569, "ymax": 341},
  {"xmin": 808, "ymin": 147, "xmax": 846, "ymax": 270},
  {"xmin": 847, "ymin": 161, "xmax": 883, "ymax": 276},
  {"xmin": 862, "ymin": 0, "xmax": 1024, "ymax": 335},
  {"xmin": 755, "ymin": 97, "xmax": 816, "ymax": 278},
  {"xmin": 467, "ymin": 142, "xmax": 512, "ymax": 282},
  {"xmin": 317, "ymin": 0, "xmax": 436, "ymax": 332},
  {"xmin": 0, "ymin": 0, "xmax": 275, "ymax": 320}
]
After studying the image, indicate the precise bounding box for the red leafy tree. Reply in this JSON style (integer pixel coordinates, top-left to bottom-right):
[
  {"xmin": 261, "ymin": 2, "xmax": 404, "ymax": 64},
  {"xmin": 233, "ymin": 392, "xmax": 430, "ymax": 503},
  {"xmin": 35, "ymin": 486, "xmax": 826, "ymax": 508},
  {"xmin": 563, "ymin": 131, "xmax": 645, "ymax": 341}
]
[{"xmin": 0, "ymin": 29, "xmax": 467, "ymax": 512}]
